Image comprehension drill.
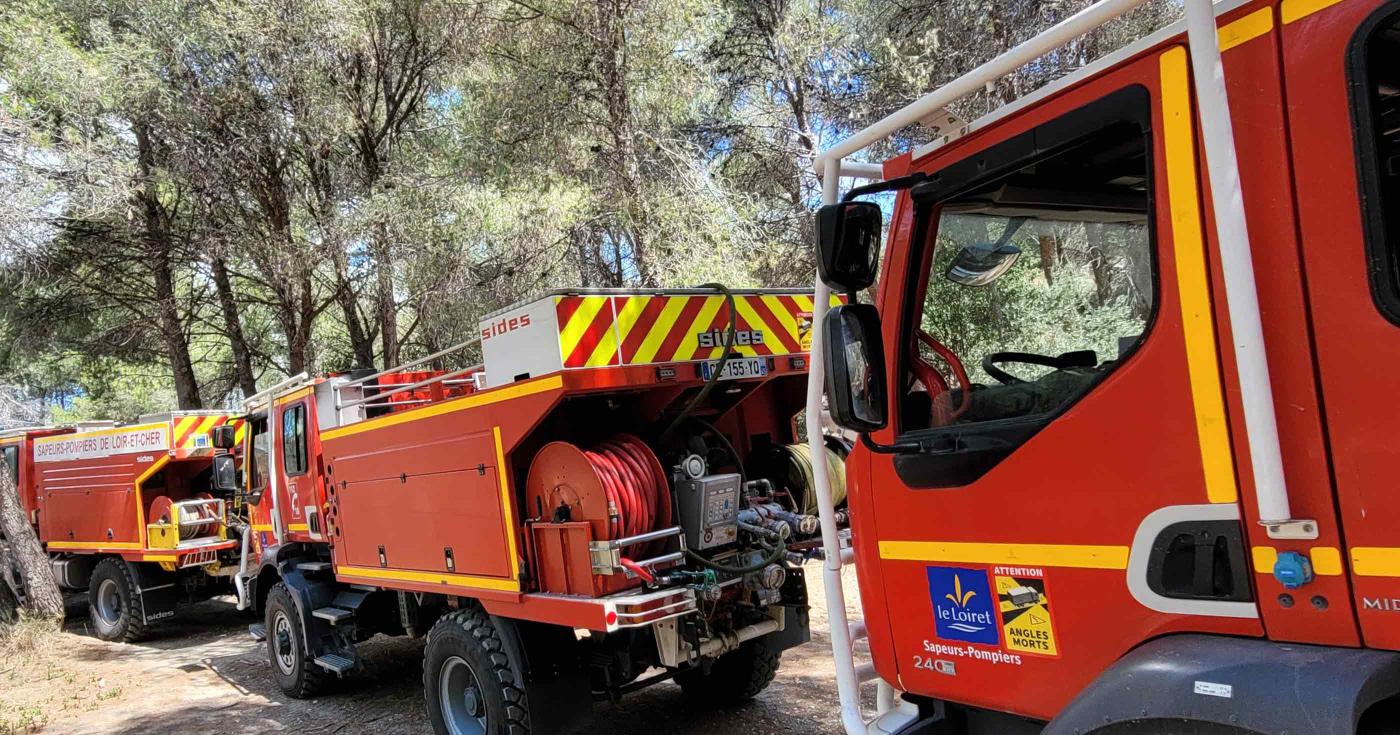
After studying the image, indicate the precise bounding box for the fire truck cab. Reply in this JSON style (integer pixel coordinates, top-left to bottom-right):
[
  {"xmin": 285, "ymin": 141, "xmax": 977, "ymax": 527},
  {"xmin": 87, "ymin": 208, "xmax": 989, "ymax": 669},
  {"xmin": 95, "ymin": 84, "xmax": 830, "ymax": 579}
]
[
  {"xmin": 1, "ymin": 413, "xmax": 247, "ymax": 641},
  {"xmin": 228, "ymin": 288, "xmax": 849, "ymax": 733},
  {"xmin": 806, "ymin": 0, "xmax": 1400, "ymax": 733}
]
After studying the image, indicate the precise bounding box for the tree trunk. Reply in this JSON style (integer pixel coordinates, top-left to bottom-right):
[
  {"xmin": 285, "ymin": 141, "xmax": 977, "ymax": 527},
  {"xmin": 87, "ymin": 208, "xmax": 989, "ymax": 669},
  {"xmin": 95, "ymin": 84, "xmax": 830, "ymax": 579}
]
[
  {"xmin": 136, "ymin": 121, "xmax": 202, "ymax": 410},
  {"xmin": 211, "ymin": 256, "xmax": 258, "ymax": 397},
  {"xmin": 374, "ymin": 223, "xmax": 399, "ymax": 369},
  {"xmin": 0, "ymin": 467, "xmax": 63, "ymax": 621},
  {"xmin": 596, "ymin": 0, "xmax": 655, "ymax": 286},
  {"xmin": 333, "ymin": 252, "xmax": 377, "ymax": 370}
]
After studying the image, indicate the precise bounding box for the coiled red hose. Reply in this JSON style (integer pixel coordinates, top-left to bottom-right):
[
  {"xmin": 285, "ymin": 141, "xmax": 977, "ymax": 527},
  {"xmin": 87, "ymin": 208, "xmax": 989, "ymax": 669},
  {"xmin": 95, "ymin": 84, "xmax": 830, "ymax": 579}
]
[{"xmin": 583, "ymin": 434, "xmax": 670, "ymax": 561}]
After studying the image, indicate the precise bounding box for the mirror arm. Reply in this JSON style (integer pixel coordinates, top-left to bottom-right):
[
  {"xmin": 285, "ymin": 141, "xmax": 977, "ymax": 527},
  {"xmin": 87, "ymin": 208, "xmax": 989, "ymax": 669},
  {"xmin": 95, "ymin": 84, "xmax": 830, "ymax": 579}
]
[{"xmin": 842, "ymin": 172, "xmax": 927, "ymax": 203}]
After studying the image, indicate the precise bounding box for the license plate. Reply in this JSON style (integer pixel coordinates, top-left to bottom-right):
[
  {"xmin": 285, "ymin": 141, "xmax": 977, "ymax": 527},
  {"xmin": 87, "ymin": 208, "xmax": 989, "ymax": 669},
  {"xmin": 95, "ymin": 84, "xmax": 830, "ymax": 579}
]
[{"xmin": 700, "ymin": 357, "xmax": 768, "ymax": 381}]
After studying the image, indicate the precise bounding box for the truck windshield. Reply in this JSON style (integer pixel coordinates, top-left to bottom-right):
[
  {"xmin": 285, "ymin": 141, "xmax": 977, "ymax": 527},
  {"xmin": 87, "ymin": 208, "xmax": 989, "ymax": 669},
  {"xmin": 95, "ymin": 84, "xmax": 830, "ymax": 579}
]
[{"xmin": 2, "ymin": 445, "xmax": 16, "ymax": 485}]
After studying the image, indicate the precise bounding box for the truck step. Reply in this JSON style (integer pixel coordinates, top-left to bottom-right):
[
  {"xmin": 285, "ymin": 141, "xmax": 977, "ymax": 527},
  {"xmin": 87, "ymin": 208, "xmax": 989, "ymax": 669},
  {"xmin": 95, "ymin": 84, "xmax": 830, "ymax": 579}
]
[
  {"xmin": 314, "ymin": 653, "xmax": 356, "ymax": 674},
  {"xmin": 350, "ymin": 583, "xmax": 379, "ymax": 592},
  {"xmin": 312, "ymin": 606, "xmax": 353, "ymax": 624},
  {"xmin": 331, "ymin": 589, "xmax": 370, "ymax": 611},
  {"xmin": 248, "ymin": 623, "xmax": 267, "ymax": 642},
  {"xmin": 297, "ymin": 561, "xmax": 332, "ymax": 573}
]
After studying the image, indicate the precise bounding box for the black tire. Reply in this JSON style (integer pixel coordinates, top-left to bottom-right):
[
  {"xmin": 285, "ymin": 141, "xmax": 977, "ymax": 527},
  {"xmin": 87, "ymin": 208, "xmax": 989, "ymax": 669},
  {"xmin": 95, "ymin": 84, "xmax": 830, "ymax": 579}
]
[
  {"xmin": 423, "ymin": 606, "xmax": 529, "ymax": 735},
  {"xmin": 265, "ymin": 582, "xmax": 329, "ymax": 698},
  {"xmin": 675, "ymin": 638, "xmax": 780, "ymax": 704},
  {"xmin": 88, "ymin": 557, "xmax": 147, "ymax": 643}
]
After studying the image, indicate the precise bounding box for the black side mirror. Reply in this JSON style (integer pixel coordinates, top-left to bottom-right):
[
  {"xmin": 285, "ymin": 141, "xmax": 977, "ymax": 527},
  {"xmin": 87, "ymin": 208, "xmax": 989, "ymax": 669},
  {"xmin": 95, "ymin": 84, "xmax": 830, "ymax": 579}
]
[
  {"xmin": 822, "ymin": 304, "xmax": 888, "ymax": 432},
  {"xmin": 211, "ymin": 424, "xmax": 237, "ymax": 450},
  {"xmin": 211, "ymin": 454, "xmax": 238, "ymax": 493},
  {"xmin": 816, "ymin": 201, "xmax": 883, "ymax": 291}
]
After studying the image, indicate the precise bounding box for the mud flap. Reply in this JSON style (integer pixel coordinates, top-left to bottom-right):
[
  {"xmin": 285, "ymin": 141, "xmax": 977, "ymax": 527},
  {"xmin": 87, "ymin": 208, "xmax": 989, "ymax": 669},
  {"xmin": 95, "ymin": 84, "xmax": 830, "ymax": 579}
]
[
  {"xmin": 277, "ymin": 563, "xmax": 357, "ymax": 670},
  {"xmin": 491, "ymin": 614, "xmax": 592, "ymax": 734},
  {"xmin": 127, "ymin": 563, "xmax": 178, "ymax": 626}
]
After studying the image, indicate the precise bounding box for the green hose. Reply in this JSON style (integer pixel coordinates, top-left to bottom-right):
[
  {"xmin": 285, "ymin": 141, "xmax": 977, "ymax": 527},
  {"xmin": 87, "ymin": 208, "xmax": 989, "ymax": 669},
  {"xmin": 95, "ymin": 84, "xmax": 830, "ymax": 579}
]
[{"xmin": 782, "ymin": 443, "xmax": 847, "ymax": 515}]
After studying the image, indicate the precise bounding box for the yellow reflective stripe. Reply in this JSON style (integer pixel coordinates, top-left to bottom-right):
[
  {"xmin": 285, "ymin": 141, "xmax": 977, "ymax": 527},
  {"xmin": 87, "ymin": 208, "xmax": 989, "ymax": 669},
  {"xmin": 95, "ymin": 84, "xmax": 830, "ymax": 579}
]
[
  {"xmin": 759, "ymin": 294, "xmax": 802, "ymax": 342},
  {"xmin": 1281, "ymin": 0, "xmax": 1345, "ymax": 24},
  {"xmin": 1252, "ymin": 545, "xmax": 1278, "ymax": 573},
  {"xmin": 1351, "ymin": 547, "xmax": 1400, "ymax": 577},
  {"xmin": 673, "ymin": 296, "xmax": 725, "ymax": 362},
  {"xmin": 633, "ymin": 296, "xmax": 690, "ymax": 364},
  {"xmin": 46, "ymin": 541, "xmax": 144, "ymax": 550},
  {"xmin": 33, "ymin": 421, "xmax": 167, "ymax": 445},
  {"xmin": 320, "ymin": 375, "xmax": 564, "ymax": 441},
  {"xmin": 584, "ymin": 299, "xmax": 621, "ymax": 367},
  {"xmin": 879, "ymin": 540, "xmax": 1130, "ymax": 570},
  {"xmin": 493, "ymin": 426, "xmax": 521, "ymax": 580},
  {"xmin": 288, "ymin": 523, "xmax": 310, "ymax": 532},
  {"xmin": 613, "ymin": 295, "xmax": 652, "ymax": 347},
  {"xmin": 337, "ymin": 565, "xmax": 520, "ymax": 592},
  {"xmin": 1218, "ymin": 7, "xmax": 1274, "ymax": 51},
  {"xmin": 274, "ymin": 387, "xmax": 314, "ymax": 406},
  {"xmin": 1161, "ymin": 47, "xmax": 1240, "ymax": 505},
  {"xmin": 557, "ymin": 296, "xmax": 607, "ymax": 363},
  {"xmin": 1310, "ymin": 546, "xmax": 1343, "ymax": 576}
]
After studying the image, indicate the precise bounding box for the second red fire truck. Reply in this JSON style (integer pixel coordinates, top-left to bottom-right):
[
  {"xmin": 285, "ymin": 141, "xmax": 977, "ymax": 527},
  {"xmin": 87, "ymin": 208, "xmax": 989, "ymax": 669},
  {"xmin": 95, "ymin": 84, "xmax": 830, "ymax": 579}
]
[{"xmin": 217, "ymin": 287, "xmax": 848, "ymax": 733}]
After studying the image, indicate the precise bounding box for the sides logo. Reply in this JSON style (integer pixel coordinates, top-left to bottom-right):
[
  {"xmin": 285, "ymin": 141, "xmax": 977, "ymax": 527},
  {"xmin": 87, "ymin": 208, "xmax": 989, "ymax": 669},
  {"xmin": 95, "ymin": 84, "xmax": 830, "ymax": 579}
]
[{"xmin": 927, "ymin": 566, "xmax": 1000, "ymax": 646}]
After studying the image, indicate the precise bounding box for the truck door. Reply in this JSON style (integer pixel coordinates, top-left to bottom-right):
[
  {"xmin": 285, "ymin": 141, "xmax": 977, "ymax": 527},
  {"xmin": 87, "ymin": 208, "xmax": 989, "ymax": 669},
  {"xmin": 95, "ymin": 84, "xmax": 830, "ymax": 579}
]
[
  {"xmin": 1282, "ymin": 0, "xmax": 1400, "ymax": 649},
  {"xmin": 853, "ymin": 47, "xmax": 1263, "ymax": 720},
  {"xmin": 272, "ymin": 390, "xmax": 326, "ymax": 542}
]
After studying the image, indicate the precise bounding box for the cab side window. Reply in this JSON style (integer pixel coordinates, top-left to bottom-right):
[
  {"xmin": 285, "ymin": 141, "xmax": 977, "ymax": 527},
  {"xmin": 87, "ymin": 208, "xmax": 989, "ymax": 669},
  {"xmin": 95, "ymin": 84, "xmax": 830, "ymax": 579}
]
[
  {"xmin": 2, "ymin": 445, "xmax": 17, "ymax": 486},
  {"xmin": 897, "ymin": 88, "xmax": 1155, "ymax": 487},
  {"xmin": 282, "ymin": 404, "xmax": 308, "ymax": 476},
  {"xmin": 249, "ymin": 417, "xmax": 270, "ymax": 491},
  {"xmin": 1355, "ymin": 8, "xmax": 1400, "ymax": 321}
]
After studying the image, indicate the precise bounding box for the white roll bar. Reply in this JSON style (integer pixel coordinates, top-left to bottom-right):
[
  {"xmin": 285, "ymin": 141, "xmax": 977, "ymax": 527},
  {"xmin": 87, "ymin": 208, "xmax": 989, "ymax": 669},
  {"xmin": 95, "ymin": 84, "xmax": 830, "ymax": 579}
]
[{"xmin": 806, "ymin": 1, "xmax": 1305, "ymax": 732}]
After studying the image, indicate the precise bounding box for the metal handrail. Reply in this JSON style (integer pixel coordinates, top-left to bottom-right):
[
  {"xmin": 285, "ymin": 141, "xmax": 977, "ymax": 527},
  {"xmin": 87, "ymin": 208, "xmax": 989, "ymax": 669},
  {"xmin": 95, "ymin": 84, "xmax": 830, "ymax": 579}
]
[
  {"xmin": 336, "ymin": 336, "xmax": 483, "ymax": 390},
  {"xmin": 337, "ymin": 364, "xmax": 483, "ymax": 413},
  {"xmin": 244, "ymin": 372, "xmax": 310, "ymax": 410}
]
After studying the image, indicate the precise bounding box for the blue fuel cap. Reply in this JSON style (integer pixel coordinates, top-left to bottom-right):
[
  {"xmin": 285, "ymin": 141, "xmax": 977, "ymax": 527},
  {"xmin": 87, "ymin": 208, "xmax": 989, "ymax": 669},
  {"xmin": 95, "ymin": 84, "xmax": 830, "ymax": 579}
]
[{"xmin": 1272, "ymin": 551, "xmax": 1314, "ymax": 589}]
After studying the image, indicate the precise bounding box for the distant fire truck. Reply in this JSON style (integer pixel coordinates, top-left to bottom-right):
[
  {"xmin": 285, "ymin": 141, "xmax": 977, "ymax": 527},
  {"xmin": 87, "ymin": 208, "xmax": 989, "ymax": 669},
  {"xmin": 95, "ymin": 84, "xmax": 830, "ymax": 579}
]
[
  {"xmin": 803, "ymin": 0, "xmax": 1400, "ymax": 732},
  {"xmin": 1, "ymin": 412, "xmax": 246, "ymax": 640},
  {"xmin": 218, "ymin": 288, "xmax": 848, "ymax": 733}
]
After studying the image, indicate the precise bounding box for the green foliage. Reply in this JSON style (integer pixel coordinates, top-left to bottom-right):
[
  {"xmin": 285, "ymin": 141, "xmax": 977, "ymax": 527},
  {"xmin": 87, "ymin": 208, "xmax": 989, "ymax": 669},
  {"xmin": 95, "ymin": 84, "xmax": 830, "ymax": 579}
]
[{"xmin": 0, "ymin": 0, "xmax": 1180, "ymax": 423}]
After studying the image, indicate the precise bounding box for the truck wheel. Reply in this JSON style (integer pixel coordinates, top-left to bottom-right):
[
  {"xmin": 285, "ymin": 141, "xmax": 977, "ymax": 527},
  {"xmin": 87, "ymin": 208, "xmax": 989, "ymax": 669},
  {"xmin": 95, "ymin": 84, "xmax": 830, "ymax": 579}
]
[
  {"xmin": 676, "ymin": 639, "xmax": 780, "ymax": 704},
  {"xmin": 88, "ymin": 558, "xmax": 147, "ymax": 643},
  {"xmin": 423, "ymin": 607, "xmax": 529, "ymax": 735},
  {"xmin": 265, "ymin": 582, "xmax": 328, "ymax": 698}
]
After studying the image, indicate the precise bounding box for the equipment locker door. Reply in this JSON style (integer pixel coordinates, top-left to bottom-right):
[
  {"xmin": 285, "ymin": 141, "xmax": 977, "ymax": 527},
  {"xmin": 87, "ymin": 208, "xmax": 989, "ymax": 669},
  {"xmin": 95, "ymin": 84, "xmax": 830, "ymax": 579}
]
[
  {"xmin": 850, "ymin": 46, "xmax": 1263, "ymax": 721},
  {"xmin": 1281, "ymin": 0, "xmax": 1400, "ymax": 650}
]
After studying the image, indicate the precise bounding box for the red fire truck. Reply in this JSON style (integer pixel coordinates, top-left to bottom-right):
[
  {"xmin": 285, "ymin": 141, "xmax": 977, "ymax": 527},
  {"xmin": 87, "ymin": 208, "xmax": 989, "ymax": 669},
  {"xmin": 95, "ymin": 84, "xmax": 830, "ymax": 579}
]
[
  {"xmin": 0, "ymin": 412, "xmax": 247, "ymax": 641},
  {"xmin": 220, "ymin": 287, "xmax": 847, "ymax": 733},
  {"xmin": 804, "ymin": 0, "xmax": 1400, "ymax": 732}
]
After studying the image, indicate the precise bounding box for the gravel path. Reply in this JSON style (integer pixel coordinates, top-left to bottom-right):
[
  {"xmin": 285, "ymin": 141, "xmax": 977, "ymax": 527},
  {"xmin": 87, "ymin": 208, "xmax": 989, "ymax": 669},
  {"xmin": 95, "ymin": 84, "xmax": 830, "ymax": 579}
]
[{"xmin": 9, "ymin": 565, "xmax": 874, "ymax": 734}]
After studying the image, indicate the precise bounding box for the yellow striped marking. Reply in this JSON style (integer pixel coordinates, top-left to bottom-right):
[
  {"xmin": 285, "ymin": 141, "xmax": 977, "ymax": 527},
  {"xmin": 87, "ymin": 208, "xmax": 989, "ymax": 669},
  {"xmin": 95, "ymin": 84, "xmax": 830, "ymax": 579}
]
[
  {"xmin": 1281, "ymin": 0, "xmax": 1345, "ymax": 24},
  {"xmin": 320, "ymin": 375, "xmax": 564, "ymax": 441},
  {"xmin": 233, "ymin": 421, "xmax": 247, "ymax": 445},
  {"xmin": 879, "ymin": 540, "xmax": 1130, "ymax": 570},
  {"xmin": 632, "ymin": 296, "xmax": 691, "ymax": 364},
  {"xmin": 557, "ymin": 296, "xmax": 608, "ymax": 363},
  {"xmin": 337, "ymin": 565, "xmax": 520, "ymax": 592},
  {"xmin": 173, "ymin": 416, "xmax": 199, "ymax": 442},
  {"xmin": 672, "ymin": 296, "xmax": 725, "ymax": 361},
  {"xmin": 184, "ymin": 416, "xmax": 221, "ymax": 447},
  {"xmin": 1218, "ymin": 8, "xmax": 1275, "ymax": 51},
  {"xmin": 614, "ymin": 295, "xmax": 653, "ymax": 348},
  {"xmin": 1252, "ymin": 545, "xmax": 1278, "ymax": 573},
  {"xmin": 251, "ymin": 524, "xmax": 275, "ymax": 532},
  {"xmin": 46, "ymin": 541, "xmax": 144, "ymax": 551},
  {"xmin": 584, "ymin": 299, "xmax": 621, "ymax": 367},
  {"xmin": 0, "ymin": 436, "xmax": 22, "ymax": 445},
  {"xmin": 493, "ymin": 426, "xmax": 521, "ymax": 581},
  {"xmin": 1351, "ymin": 547, "xmax": 1400, "ymax": 577},
  {"xmin": 288, "ymin": 523, "xmax": 310, "ymax": 532},
  {"xmin": 759, "ymin": 294, "xmax": 802, "ymax": 341},
  {"xmin": 1161, "ymin": 47, "xmax": 1240, "ymax": 506}
]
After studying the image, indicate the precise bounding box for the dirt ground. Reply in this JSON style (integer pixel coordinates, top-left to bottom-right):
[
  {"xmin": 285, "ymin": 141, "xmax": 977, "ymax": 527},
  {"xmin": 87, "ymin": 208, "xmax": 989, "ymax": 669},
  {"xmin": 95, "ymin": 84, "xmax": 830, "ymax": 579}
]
[{"xmin": 0, "ymin": 564, "xmax": 875, "ymax": 734}]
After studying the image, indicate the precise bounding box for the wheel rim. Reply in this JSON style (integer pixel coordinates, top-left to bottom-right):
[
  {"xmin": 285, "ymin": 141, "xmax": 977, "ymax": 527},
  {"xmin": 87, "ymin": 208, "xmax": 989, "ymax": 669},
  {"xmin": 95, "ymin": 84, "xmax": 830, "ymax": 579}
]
[
  {"xmin": 94, "ymin": 578, "xmax": 122, "ymax": 627},
  {"xmin": 439, "ymin": 655, "xmax": 488, "ymax": 735},
  {"xmin": 272, "ymin": 610, "xmax": 297, "ymax": 675}
]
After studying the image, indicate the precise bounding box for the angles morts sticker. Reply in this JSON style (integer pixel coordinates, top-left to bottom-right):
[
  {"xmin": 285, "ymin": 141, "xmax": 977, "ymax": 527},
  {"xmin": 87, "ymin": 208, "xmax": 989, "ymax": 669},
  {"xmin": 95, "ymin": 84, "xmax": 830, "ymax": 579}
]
[
  {"xmin": 994, "ymin": 566, "xmax": 1059, "ymax": 657},
  {"xmin": 927, "ymin": 566, "xmax": 1000, "ymax": 646}
]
